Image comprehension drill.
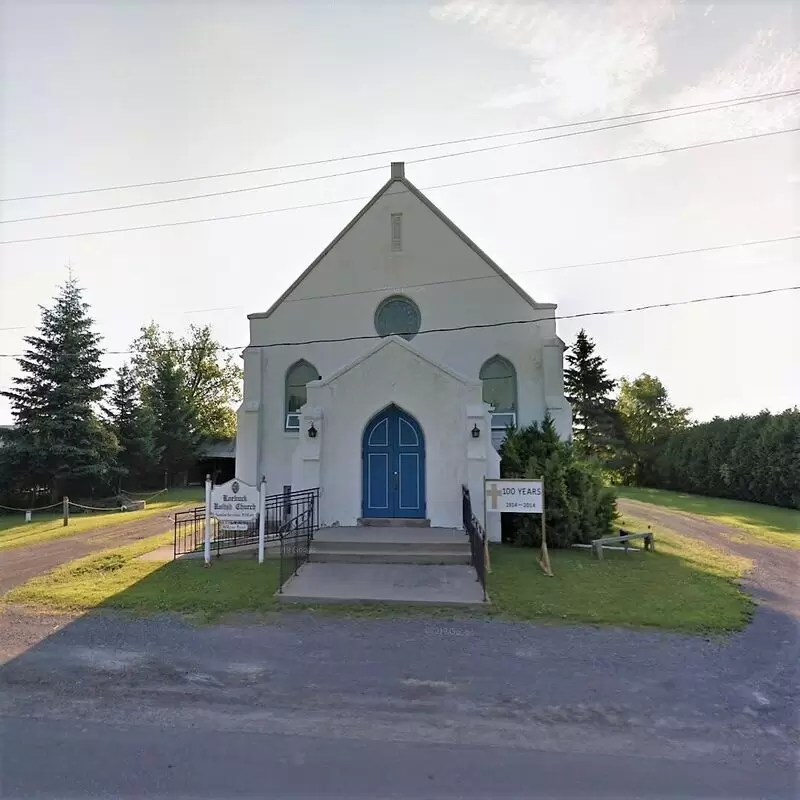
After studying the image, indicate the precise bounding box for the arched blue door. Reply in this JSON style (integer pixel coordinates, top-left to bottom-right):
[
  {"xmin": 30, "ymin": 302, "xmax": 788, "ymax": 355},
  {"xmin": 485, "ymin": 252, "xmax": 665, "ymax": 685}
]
[{"xmin": 362, "ymin": 406, "xmax": 425, "ymax": 519}]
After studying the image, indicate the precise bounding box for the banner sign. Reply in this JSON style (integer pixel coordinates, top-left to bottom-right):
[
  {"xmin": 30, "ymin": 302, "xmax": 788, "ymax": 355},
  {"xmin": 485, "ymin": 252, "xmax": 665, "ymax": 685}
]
[{"xmin": 484, "ymin": 478, "xmax": 544, "ymax": 514}]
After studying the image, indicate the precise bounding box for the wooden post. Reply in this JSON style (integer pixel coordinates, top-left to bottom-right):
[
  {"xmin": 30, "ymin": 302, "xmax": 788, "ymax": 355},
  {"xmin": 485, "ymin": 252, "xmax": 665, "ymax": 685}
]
[
  {"xmin": 538, "ymin": 477, "xmax": 553, "ymax": 577},
  {"xmin": 62, "ymin": 496, "xmax": 69, "ymax": 527}
]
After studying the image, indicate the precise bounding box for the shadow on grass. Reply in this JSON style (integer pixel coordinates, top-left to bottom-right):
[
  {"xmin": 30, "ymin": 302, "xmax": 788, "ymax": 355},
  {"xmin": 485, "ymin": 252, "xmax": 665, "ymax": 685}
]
[
  {"xmin": 89, "ymin": 556, "xmax": 286, "ymax": 623},
  {"xmin": 5, "ymin": 529, "xmax": 755, "ymax": 634}
]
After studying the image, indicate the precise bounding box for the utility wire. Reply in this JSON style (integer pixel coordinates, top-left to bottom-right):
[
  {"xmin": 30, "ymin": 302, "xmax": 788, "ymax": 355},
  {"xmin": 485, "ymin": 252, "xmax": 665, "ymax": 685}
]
[
  {"xmin": 275, "ymin": 234, "xmax": 800, "ymax": 306},
  {"xmin": 3, "ymin": 87, "xmax": 797, "ymax": 203},
  {"xmin": 4, "ymin": 91, "xmax": 798, "ymax": 226},
  {"xmin": 0, "ymin": 232, "xmax": 795, "ymax": 330},
  {"xmin": 0, "ymin": 286, "xmax": 795, "ymax": 361},
  {"xmin": 2, "ymin": 126, "xmax": 797, "ymax": 246}
]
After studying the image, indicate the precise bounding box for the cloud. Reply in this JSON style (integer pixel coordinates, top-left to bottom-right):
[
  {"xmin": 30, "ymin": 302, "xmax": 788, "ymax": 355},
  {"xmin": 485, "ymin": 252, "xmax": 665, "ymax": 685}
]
[
  {"xmin": 431, "ymin": 0, "xmax": 678, "ymax": 116},
  {"xmin": 629, "ymin": 29, "xmax": 800, "ymax": 150}
]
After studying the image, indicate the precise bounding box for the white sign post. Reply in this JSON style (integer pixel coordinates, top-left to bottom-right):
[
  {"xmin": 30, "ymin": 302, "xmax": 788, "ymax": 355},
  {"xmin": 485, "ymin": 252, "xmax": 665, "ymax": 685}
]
[
  {"xmin": 484, "ymin": 477, "xmax": 552, "ymax": 576},
  {"xmin": 204, "ymin": 475, "xmax": 212, "ymax": 566},
  {"xmin": 257, "ymin": 476, "xmax": 267, "ymax": 564}
]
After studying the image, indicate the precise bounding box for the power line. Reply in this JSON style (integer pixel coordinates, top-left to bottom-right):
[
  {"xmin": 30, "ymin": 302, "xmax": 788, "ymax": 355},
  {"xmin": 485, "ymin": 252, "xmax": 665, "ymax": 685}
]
[
  {"xmin": 4, "ymin": 91, "xmax": 798, "ymax": 226},
  {"xmin": 0, "ymin": 285, "xmax": 795, "ymax": 361},
  {"xmin": 276, "ymin": 234, "xmax": 800, "ymax": 305},
  {"xmin": 422, "ymin": 127, "xmax": 799, "ymax": 193},
  {"xmin": 1, "ymin": 233, "xmax": 795, "ymax": 330},
  {"xmin": 3, "ymin": 87, "xmax": 797, "ymax": 204},
  {"xmin": 2, "ymin": 126, "xmax": 797, "ymax": 246}
]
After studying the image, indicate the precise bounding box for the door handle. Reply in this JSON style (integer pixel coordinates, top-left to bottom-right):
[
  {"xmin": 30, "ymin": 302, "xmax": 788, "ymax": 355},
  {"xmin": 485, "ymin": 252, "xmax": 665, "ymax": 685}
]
[{"xmin": 393, "ymin": 471, "xmax": 399, "ymax": 489}]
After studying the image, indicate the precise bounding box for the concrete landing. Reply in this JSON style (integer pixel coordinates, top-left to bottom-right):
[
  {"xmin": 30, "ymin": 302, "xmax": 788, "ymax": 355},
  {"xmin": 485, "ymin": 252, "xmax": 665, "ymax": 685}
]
[
  {"xmin": 277, "ymin": 562, "xmax": 487, "ymax": 606},
  {"xmin": 314, "ymin": 527, "xmax": 464, "ymax": 545}
]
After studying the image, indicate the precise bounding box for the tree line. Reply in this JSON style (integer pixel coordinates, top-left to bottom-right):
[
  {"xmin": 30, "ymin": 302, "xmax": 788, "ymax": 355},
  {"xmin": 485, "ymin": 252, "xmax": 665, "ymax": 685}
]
[
  {"xmin": 0, "ymin": 279, "xmax": 241, "ymax": 503},
  {"xmin": 563, "ymin": 329, "xmax": 799, "ymax": 510}
]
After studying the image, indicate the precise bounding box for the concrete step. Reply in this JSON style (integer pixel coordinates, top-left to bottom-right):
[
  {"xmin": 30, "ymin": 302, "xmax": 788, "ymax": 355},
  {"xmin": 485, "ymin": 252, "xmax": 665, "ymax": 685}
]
[
  {"xmin": 358, "ymin": 517, "xmax": 431, "ymax": 528},
  {"xmin": 310, "ymin": 549, "xmax": 470, "ymax": 565},
  {"xmin": 311, "ymin": 540, "xmax": 468, "ymax": 554}
]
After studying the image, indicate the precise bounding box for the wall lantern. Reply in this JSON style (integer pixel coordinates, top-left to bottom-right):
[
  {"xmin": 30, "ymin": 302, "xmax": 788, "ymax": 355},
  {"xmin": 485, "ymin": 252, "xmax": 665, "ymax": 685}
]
[
  {"xmin": 471, "ymin": 423, "xmax": 481, "ymax": 439},
  {"xmin": 307, "ymin": 421, "xmax": 318, "ymax": 438}
]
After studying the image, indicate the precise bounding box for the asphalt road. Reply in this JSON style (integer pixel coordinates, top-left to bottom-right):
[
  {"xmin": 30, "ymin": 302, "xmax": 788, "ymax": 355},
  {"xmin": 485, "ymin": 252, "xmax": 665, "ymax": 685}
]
[
  {"xmin": 3, "ymin": 716, "xmax": 792, "ymax": 800},
  {"xmin": 1, "ymin": 605, "xmax": 797, "ymax": 799}
]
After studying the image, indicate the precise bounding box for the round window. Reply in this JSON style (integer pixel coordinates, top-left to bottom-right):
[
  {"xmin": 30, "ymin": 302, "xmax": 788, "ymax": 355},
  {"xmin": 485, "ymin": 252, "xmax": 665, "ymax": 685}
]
[{"xmin": 374, "ymin": 295, "xmax": 421, "ymax": 340}]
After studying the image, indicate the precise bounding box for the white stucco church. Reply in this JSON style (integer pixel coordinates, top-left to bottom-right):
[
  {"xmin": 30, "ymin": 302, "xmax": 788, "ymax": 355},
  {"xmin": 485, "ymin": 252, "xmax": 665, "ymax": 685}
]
[{"xmin": 235, "ymin": 163, "xmax": 571, "ymax": 542}]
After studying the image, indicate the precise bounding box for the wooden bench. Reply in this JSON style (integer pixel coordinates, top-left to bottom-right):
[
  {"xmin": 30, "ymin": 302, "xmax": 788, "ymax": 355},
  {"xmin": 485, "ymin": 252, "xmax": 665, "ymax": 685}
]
[{"xmin": 591, "ymin": 528, "xmax": 655, "ymax": 560}]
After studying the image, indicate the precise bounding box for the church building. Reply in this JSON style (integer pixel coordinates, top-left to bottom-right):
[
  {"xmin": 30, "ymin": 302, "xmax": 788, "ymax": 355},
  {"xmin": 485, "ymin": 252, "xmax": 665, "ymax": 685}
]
[{"xmin": 235, "ymin": 163, "xmax": 571, "ymax": 542}]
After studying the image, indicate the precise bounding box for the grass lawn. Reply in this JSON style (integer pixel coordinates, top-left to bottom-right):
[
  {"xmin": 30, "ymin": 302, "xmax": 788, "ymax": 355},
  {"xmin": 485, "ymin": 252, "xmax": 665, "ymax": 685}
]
[
  {"xmin": 0, "ymin": 487, "xmax": 203, "ymax": 551},
  {"xmin": 4, "ymin": 534, "xmax": 282, "ymax": 622},
  {"xmin": 487, "ymin": 510, "xmax": 753, "ymax": 633},
  {"xmin": 4, "ymin": 509, "xmax": 754, "ymax": 633},
  {"xmin": 616, "ymin": 486, "xmax": 800, "ymax": 550}
]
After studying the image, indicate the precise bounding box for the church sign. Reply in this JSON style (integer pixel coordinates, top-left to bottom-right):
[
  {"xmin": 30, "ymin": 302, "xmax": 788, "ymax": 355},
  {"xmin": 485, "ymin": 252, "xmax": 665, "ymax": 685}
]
[
  {"xmin": 484, "ymin": 478, "xmax": 543, "ymax": 514},
  {"xmin": 210, "ymin": 478, "xmax": 259, "ymax": 529},
  {"xmin": 484, "ymin": 477, "xmax": 551, "ymax": 577}
]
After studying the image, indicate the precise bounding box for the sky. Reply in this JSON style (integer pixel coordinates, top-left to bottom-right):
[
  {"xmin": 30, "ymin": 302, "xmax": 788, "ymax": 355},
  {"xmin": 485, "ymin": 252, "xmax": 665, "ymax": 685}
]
[{"xmin": 0, "ymin": 0, "xmax": 798, "ymax": 425}]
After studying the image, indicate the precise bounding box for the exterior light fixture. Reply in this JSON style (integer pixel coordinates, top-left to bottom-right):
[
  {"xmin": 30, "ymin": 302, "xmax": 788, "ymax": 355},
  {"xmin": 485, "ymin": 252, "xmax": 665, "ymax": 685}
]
[
  {"xmin": 307, "ymin": 421, "xmax": 318, "ymax": 438},
  {"xmin": 471, "ymin": 423, "xmax": 481, "ymax": 439}
]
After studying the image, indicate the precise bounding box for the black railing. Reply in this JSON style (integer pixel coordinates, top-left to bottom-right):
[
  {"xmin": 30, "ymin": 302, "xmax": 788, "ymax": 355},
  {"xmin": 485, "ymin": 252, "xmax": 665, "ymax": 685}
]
[
  {"xmin": 173, "ymin": 488, "xmax": 320, "ymax": 559},
  {"xmin": 277, "ymin": 499, "xmax": 317, "ymax": 592},
  {"xmin": 462, "ymin": 485, "xmax": 488, "ymax": 601}
]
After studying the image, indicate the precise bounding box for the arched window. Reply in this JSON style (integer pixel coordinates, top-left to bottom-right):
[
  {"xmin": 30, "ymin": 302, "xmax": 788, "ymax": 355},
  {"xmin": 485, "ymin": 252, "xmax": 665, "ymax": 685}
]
[
  {"xmin": 480, "ymin": 356, "xmax": 516, "ymax": 429},
  {"xmin": 285, "ymin": 360, "xmax": 320, "ymax": 429}
]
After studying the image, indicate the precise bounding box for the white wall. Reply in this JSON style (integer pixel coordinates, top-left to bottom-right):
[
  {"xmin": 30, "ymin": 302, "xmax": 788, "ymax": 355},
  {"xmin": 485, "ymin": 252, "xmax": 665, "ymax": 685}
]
[
  {"xmin": 293, "ymin": 339, "xmax": 494, "ymax": 530},
  {"xmin": 235, "ymin": 171, "xmax": 571, "ymax": 506}
]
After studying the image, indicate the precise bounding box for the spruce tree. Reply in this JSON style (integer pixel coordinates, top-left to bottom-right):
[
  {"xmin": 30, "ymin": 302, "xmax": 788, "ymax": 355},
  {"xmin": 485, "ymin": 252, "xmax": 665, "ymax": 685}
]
[
  {"xmin": 105, "ymin": 363, "xmax": 161, "ymax": 490},
  {"xmin": 0, "ymin": 277, "xmax": 115, "ymax": 499},
  {"xmin": 564, "ymin": 329, "xmax": 617, "ymax": 458}
]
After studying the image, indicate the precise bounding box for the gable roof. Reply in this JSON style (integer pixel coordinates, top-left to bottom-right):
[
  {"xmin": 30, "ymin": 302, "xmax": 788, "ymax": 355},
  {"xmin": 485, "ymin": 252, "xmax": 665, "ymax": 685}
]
[
  {"xmin": 310, "ymin": 335, "xmax": 479, "ymax": 388},
  {"xmin": 249, "ymin": 163, "xmax": 554, "ymax": 321}
]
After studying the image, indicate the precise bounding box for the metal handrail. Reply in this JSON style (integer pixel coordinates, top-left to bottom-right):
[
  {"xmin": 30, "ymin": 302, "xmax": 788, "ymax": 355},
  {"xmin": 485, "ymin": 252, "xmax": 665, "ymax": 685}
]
[
  {"xmin": 462, "ymin": 485, "xmax": 488, "ymax": 601},
  {"xmin": 277, "ymin": 503, "xmax": 317, "ymax": 592},
  {"xmin": 277, "ymin": 506, "xmax": 313, "ymax": 536}
]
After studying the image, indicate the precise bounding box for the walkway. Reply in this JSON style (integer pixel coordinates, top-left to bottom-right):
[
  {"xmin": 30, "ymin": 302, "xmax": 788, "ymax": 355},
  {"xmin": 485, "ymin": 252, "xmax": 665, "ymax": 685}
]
[{"xmin": 279, "ymin": 525, "xmax": 486, "ymax": 606}]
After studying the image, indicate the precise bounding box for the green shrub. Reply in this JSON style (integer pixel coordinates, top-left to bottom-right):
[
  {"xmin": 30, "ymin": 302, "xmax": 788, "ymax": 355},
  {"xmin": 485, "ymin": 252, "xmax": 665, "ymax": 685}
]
[{"xmin": 500, "ymin": 418, "xmax": 617, "ymax": 547}]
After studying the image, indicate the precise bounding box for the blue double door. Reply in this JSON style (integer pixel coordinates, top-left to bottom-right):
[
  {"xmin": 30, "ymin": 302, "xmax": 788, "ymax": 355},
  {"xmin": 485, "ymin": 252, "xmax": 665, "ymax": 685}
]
[{"xmin": 362, "ymin": 405, "xmax": 426, "ymax": 519}]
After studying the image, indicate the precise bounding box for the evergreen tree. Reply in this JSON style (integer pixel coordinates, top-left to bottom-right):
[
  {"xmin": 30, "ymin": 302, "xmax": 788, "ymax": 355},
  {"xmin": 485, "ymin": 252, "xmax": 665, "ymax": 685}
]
[
  {"xmin": 653, "ymin": 409, "xmax": 800, "ymax": 508},
  {"xmin": 564, "ymin": 329, "xmax": 617, "ymax": 458},
  {"xmin": 0, "ymin": 278, "xmax": 115, "ymax": 499},
  {"xmin": 147, "ymin": 357, "xmax": 200, "ymax": 487},
  {"xmin": 105, "ymin": 363, "xmax": 161, "ymax": 489},
  {"xmin": 500, "ymin": 416, "xmax": 616, "ymax": 547}
]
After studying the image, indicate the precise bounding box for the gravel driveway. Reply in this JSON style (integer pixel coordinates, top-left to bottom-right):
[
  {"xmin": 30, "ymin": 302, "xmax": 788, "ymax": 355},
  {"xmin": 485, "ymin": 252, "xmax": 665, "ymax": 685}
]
[{"xmin": 0, "ymin": 509, "xmax": 184, "ymax": 595}]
